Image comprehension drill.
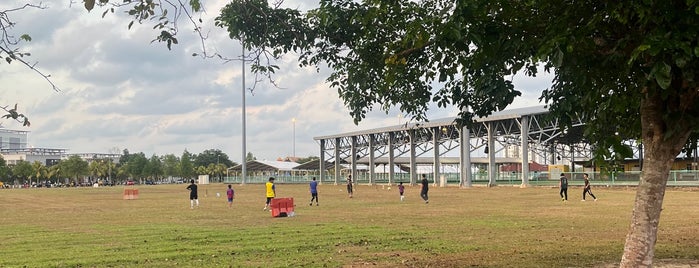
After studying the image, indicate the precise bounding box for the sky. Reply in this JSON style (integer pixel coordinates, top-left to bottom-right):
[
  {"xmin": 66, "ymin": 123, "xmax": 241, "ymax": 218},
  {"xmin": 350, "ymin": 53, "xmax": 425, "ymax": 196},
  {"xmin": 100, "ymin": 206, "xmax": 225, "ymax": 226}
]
[{"xmin": 0, "ymin": 0, "xmax": 552, "ymax": 162}]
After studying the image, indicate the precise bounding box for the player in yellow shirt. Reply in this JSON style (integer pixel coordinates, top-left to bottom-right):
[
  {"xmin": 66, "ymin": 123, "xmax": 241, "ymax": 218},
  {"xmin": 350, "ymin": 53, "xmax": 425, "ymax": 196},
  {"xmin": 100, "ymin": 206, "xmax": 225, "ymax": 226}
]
[{"xmin": 263, "ymin": 177, "xmax": 276, "ymax": 211}]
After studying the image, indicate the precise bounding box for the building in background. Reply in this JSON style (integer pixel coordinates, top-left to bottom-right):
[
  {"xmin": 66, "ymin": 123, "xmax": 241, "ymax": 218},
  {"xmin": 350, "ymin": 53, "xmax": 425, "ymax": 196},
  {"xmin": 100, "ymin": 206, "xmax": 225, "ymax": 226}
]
[{"xmin": 0, "ymin": 128, "xmax": 65, "ymax": 166}]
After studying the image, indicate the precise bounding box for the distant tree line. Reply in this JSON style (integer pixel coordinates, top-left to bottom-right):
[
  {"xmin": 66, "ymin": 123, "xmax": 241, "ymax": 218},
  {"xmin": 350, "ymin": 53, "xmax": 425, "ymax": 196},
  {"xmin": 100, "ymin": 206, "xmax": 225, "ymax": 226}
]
[
  {"xmin": 0, "ymin": 148, "xmax": 238, "ymax": 186},
  {"xmin": 0, "ymin": 149, "xmax": 321, "ymax": 187}
]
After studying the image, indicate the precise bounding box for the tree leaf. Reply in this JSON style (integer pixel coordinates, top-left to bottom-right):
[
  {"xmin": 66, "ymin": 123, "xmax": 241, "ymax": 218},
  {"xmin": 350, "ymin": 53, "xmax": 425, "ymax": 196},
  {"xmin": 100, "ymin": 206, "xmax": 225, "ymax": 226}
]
[
  {"xmin": 84, "ymin": 0, "xmax": 96, "ymax": 12},
  {"xmin": 655, "ymin": 62, "xmax": 672, "ymax": 89}
]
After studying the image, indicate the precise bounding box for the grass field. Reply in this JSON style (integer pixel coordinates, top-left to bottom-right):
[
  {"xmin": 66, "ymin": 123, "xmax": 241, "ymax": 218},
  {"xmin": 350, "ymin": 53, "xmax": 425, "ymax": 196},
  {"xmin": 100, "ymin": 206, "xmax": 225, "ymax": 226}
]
[{"xmin": 1, "ymin": 183, "xmax": 698, "ymax": 267}]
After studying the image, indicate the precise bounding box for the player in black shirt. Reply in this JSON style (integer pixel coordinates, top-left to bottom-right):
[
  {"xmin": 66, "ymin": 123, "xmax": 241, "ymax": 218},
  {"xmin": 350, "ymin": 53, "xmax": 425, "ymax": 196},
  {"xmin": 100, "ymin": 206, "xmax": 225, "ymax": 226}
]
[
  {"xmin": 420, "ymin": 174, "xmax": 429, "ymax": 204},
  {"xmin": 186, "ymin": 179, "xmax": 199, "ymax": 209}
]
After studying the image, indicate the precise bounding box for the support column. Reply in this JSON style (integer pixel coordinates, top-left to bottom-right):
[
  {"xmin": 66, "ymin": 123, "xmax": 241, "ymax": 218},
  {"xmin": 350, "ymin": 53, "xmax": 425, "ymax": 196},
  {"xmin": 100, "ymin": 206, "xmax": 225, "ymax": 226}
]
[
  {"xmin": 521, "ymin": 116, "xmax": 530, "ymax": 188},
  {"xmin": 319, "ymin": 139, "xmax": 326, "ymax": 184},
  {"xmin": 334, "ymin": 138, "xmax": 341, "ymax": 185},
  {"xmin": 487, "ymin": 122, "xmax": 496, "ymax": 187},
  {"xmin": 388, "ymin": 132, "xmax": 395, "ymax": 185},
  {"xmin": 351, "ymin": 136, "xmax": 357, "ymax": 184},
  {"xmin": 570, "ymin": 144, "xmax": 575, "ymax": 173},
  {"xmin": 460, "ymin": 125, "xmax": 472, "ymax": 187},
  {"xmin": 369, "ymin": 134, "xmax": 375, "ymax": 185},
  {"xmin": 433, "ymin": 127, "xmax": 441, "ymax": 186},
  {"xmin": 409, "ymin": 129, "xmax": 417, "ymax": 185}
]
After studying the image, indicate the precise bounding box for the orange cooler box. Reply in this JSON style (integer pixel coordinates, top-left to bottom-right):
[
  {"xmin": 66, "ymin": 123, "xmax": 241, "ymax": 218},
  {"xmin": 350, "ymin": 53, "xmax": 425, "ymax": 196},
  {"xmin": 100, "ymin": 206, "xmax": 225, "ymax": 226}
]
[{"xmin": 270, "ymin": 198, "xmax": 294, "ymax": 217}]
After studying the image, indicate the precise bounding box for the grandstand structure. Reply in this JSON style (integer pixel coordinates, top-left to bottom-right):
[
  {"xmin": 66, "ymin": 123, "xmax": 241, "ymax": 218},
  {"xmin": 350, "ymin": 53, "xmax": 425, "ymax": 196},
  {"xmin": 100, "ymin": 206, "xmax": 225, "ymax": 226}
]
[{"xmin": 314, "ymin": 106, "xmax": 593, "ymax": 187}]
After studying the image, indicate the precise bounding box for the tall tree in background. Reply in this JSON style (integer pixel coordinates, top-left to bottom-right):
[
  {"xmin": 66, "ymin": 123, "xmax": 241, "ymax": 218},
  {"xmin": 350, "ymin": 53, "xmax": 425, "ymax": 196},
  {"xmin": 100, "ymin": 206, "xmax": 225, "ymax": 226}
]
[
  {"xmin": 179, "ymin": 150, "xmax": 195, "ymax": 180},
  {"xmin": 216, "ymin": 0, "xmax": 699, "ymax": 266},
  {"xmin": 144, "ymin": 154, "xmax": 163, "ymax": 181},
  {"xmin": 12, "ymin": 160, "xmax": 32, "ymax": 185},
  {"xmin": 0, "ymin": 156, "xmax": 11, "ymax": 184},
  {"xmin": 88, "ymin": 160, "xmax": 107, "ymax": 181},
  {"xmin": 194, "ymin": 149, "xmax": 235, "ymax": 168},
  {"xmin": 161, "ymin": 154, "xmax": 180, "ymax": 179},
  {"xmin": 126, "ymin": 152, "xmax": 148, "ymax": 182},
  {"xmin": 46, "ymin": 165, "xmax": 61, "ymax": 184},
  {"xmin": 31, "ymin": 161, "xmax": 47, "ymax": 185},
  {"xmin": 295, "ymin": 156, "xmax": 319, "ymax": 164},
  {"xmin": 59, "ymin": 155, "xmax": 88, "ymax": 185},
  {"xmin": 245, "ymin": 152, "xmax": 256, "ymax": 162}
]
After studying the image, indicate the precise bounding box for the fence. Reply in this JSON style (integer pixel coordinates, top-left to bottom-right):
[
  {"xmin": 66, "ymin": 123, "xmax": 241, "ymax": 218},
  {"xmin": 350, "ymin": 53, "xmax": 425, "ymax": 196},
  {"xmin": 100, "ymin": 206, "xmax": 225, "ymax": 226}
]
[{"xmin": 222, "ymin": 170, "xmax": 699, "ymax": 187}]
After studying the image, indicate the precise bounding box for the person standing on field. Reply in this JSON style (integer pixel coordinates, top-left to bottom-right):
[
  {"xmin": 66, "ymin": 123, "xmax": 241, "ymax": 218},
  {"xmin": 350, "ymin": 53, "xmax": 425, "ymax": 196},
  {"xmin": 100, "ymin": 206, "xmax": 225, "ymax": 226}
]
[
  {"xmin": 559, "ymin": 173, "xmax": 568, "ymax": 202},
  {"xmin": 309, "ymin": 177, "xmax": 319, "ymax": 206},
  {"xmin": 420, "ymin": 174, "xmax": 429, "ymax": 204},
  {"xmin": 186, "ymin": 179, "xmax": 199, "ymax": 209},
  {"xmin": 346, "ymin": 175, "xmax": 354, "ymax": 198},
  {"xmin": 397, "ymin": 182, "xmax": 405, "ymax": 202},
  {"xmin": 582, "ymin": 173, "xmax": 597, "ymax": 201},
  {"xmin": 226, "ymin": 184, "xmax": 235, "ymax": 208},
  {"xmin": 263, "ymin": 177, "xmax": 276, "ymax": 211}
]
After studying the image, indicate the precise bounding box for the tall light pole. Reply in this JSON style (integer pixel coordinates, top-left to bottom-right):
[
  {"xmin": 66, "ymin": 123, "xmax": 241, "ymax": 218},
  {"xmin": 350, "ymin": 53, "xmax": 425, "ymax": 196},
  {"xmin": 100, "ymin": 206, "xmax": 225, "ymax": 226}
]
[
  {"xmin": 241, "ymin": 38, "xmax": 247, "ymax": 185},
  {"xmin": 107, "ymin": 158, "xmax": 111, "ymax": 184},
  {"xmin": 292, "ymin": 117, "xmax": 296, "ymax": 157}
]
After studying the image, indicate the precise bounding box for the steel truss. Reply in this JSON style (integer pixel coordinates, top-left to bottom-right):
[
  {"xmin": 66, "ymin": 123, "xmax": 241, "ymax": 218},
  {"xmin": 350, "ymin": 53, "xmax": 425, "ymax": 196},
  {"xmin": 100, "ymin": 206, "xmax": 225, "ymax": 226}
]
[{"xmin": 315, "ymin": 106, "xmax": 591, "ymax": 186}]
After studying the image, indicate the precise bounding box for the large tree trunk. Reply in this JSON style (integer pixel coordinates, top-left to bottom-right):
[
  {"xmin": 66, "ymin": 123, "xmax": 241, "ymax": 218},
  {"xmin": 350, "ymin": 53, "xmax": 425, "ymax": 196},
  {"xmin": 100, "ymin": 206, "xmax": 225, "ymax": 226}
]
[{"xmin": 620, "ymin": 98, "xmax": 691, "ymax": 267}]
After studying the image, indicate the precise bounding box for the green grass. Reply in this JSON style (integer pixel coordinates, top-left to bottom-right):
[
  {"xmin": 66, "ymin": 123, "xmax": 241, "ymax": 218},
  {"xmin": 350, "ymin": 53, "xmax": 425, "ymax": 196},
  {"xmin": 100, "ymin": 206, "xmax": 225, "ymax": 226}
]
[{"xmin": 1, "ymin": 183, "xmax": 697, "ymax": 267}]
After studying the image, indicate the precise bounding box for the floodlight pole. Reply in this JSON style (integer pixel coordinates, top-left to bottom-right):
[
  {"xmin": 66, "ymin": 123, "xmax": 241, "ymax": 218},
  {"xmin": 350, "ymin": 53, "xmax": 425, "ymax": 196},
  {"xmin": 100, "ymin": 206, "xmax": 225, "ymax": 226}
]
[
  {"xmin": 292, "ymin": 118, "xmax": 296, "ymax": 157},
  {"xmin": 241, "ymin": 38, "xmax": 247, "ymax": 185}
]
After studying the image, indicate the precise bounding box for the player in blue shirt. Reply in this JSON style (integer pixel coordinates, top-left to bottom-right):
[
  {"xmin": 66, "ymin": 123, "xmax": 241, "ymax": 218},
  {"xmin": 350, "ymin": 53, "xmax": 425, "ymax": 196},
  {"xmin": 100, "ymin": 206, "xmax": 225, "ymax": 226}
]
[{"xmin": 309, "ymin": 177, "xmax": 319, "ymax": 206}]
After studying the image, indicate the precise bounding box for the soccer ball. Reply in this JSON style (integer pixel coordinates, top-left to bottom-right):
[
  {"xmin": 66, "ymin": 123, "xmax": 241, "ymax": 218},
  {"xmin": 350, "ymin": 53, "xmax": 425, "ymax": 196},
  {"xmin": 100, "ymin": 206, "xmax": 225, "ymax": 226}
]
[
  {"xmin": 387, "ymin": 187, "xmax": 391, "ymax": 190},
  {"xmin": 216, "ymin": 193, "xmax": 220, "ymax": 198}
]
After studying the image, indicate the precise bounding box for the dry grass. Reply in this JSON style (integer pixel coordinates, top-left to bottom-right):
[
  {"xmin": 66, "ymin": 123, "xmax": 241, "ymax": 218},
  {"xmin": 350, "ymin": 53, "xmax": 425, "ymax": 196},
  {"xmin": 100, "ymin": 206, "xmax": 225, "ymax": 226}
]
[{"xmin": 1, "ymin": 183, "xmax": 697, "ymax": 267}]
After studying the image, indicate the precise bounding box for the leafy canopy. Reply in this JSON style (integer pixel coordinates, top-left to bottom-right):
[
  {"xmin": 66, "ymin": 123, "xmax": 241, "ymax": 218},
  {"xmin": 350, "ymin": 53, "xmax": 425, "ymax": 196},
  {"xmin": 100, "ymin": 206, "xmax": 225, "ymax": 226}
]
[{"xmin": 216, "ymin": 0, "xmax": 699, "ymax": 159}]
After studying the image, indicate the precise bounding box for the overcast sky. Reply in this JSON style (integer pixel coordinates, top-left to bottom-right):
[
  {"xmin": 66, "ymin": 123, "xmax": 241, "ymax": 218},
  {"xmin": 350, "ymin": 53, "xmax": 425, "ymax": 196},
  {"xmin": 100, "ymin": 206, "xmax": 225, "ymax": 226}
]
[{"xmin": 0, "ymin": 0, "xmax": 552, "ymax": 162}]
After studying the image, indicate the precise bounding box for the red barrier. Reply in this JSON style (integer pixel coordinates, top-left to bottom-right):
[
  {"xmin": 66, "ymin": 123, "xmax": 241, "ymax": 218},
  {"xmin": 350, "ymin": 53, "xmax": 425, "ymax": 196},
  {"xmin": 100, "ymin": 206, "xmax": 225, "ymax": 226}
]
[
  {"xmin": 123, "ymin": 188, "xmax": 139, "ymax": 200},
  {"xmin": 270, "ymin": 198, "xmax": 294, "ymax": 217}
]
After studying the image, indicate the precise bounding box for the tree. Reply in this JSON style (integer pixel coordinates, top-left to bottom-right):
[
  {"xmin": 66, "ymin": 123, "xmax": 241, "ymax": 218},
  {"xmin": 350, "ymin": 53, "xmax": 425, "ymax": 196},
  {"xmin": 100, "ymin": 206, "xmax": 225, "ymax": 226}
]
[
  {"xmin": 194, "ymin": 149, "xmax": 235, "ymax": 168},
  {"xmin": 116, "ymin": 163, "xmax": 130, "ymax": 183},
  {"xmin": 179, "ymin": 150, "xmax": 194, "ymax": 180},
  {"xmin": 213, "ymin": 163, "xmax": 227, "ymax": 182},
  {"xmin": 126, "ymin": 152, "xmax": 148, "ymax": 182},
  {"xmin": 195, "ymin": 165, "xmax": 207, "ymax": 177},
  {"xmin": 88, "ymin": 160, "xmax": 106, "ymax": 181},
  {"xmin": 46, "ymin": 165, "xmax": 61, "ymax": 184},
  {"xmin": 161, "ymin": 154, "xmax": 180, "ymax": 179},
  {"xmin": 104, "ymin": 159, "xmax": 116, "ymax": 184},
  {"xmin": 216, "ymin": 1, "xmax": 699, "ymax": 266},
  {"xmin": 59, "ymin": 155, "xmax": 88, "ymax": 185},
  {"xmin": 296, "ymin": 156, "xmax": 319, "ymax": 164},
  {"xmin": 12, "ymin": 160, "xmax": 32, "ymax": 185},
  {"xmin": 144, "ymin": 154, "xmax": 163, "ymax": 181},
  {"xmin": 30, "ymin": 161, "xmax": 47, "ymax": 185},
  {"xmin": 245, "ymin": 152, "xmax": 256, "ymax": 162},
  {"xmin": 119, "ymin": 149, "xmax": 132, "ymax": 166},
  {"xmin": 0, "ymin": 156, "xmax": 11, "ymax": 184}
]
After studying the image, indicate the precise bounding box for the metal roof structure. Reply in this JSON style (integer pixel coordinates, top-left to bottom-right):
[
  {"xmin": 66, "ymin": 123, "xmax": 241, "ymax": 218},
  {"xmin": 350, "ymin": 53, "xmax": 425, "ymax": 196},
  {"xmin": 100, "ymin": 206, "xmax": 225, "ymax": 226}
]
[
  {"xmin": 230, "ymin": 160, "xmax": 299, "ymax": 171},
  {"xmin": 293, "ymin": 159, "xmax": 336, "ymax": 170},
  {"xmin": 0, "ymin": 148, "xmax": 67, "ymax": 155},
  {"xmin": 313, "ymin": 105, "xmax": 590, "ymax": 187}
]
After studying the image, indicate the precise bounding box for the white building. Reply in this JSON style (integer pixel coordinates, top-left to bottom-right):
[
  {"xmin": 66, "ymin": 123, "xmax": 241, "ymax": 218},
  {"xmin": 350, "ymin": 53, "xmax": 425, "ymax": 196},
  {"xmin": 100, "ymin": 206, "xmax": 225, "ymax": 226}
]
[
  {"xmin": 0, "ymin": 128, "xmax": 64, "ymax": 166},
  {"xmin": 0, "ymin": 129, "xmax": 28, "ymax": 150}
]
